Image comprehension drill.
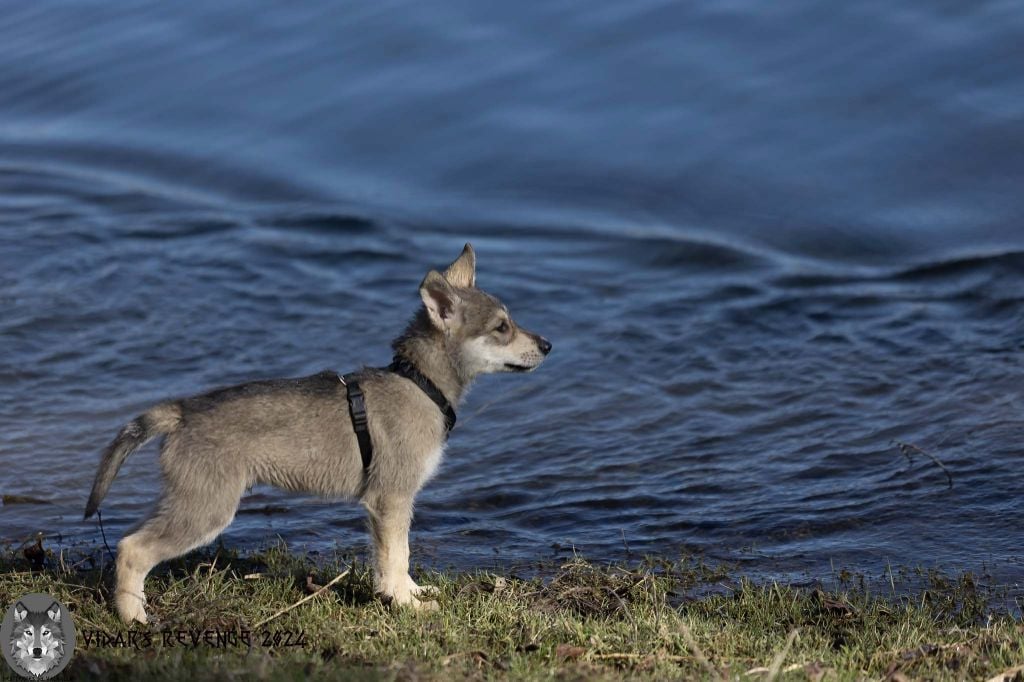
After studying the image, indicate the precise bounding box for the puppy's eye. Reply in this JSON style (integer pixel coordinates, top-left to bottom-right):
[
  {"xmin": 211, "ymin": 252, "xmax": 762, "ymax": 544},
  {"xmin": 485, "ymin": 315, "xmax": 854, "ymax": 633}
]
[{"xmin": 495, "ymin": 321, "xmax": 509, "ymax": 333}]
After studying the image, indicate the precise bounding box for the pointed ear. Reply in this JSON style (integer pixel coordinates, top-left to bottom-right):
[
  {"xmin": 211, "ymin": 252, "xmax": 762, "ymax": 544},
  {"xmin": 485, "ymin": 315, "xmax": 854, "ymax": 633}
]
[
  {"xmin": 14, "ymin": 603, "xmax": 27, "ymax": 622},
  {"xmin": 47, "ymin": 603, "xmax": 61, "ymax": 622},
  {"xmin": 442, "ymin": 243, "xmax": 476, "ymax": 288},
  {"xmin": 420, "ymin": 270, "xmax": 461, "ymax": 330}
]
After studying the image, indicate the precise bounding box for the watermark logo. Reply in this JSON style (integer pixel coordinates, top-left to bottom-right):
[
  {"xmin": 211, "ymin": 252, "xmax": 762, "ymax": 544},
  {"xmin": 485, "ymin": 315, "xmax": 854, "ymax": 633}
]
[{"xmin": 1, "ymin": 594, "xmax": 76, "ymax": 679}]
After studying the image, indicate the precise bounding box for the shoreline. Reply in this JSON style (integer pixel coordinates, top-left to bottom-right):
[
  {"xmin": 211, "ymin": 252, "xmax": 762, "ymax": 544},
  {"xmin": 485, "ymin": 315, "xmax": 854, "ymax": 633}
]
[{"xmin": 1, "ymin": 543, "xmax": 1021, "ymax": 680}]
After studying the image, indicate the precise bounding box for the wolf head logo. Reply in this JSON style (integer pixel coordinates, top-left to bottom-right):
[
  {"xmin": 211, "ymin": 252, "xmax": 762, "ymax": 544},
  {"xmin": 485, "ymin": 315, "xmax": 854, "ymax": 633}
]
[{"xmin": 9, "ymin": 602, "xmax": 65, "ymax": 678}]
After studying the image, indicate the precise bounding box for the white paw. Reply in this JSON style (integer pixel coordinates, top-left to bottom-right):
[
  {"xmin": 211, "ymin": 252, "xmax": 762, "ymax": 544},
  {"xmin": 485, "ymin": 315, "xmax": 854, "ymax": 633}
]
[
  {"xmin": 411, "ymin": 595, "xmax": 439, "ymax": 611},
  {"xmin": 115, "ymin": 590, "xmax": 148, "ymax": 624},
  {"xmin": 379, "ymin": 575, "xmax": 439, "ymax": 610},
  {"xmin": 411, "ymin": 583, "xmax": 440, "ymax": 597}
]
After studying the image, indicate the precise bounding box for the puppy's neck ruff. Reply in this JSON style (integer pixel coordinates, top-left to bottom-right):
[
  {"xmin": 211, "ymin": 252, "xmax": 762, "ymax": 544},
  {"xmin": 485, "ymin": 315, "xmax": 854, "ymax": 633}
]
[
  {"xmin": 391, "ymin": 309, "xmax": 474, "ymax": 406},
  {"xmin": 387, "ymin": 353, "xmax": 457, "ymax": 432}
]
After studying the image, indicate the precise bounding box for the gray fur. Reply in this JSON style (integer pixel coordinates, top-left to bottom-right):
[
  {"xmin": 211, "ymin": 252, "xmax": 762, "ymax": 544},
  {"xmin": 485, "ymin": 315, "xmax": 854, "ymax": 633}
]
[
  {"xmin": 83, "ymin": 243, "xmax": 551, "ymax": 622},
  {"xmin": 84, "ymin": 404, "xmax": 182, "ymax": 519}
]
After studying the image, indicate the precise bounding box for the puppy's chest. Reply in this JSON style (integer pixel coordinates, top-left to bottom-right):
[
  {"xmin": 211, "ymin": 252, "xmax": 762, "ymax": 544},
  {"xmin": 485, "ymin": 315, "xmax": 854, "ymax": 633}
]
[{"xmin": 418, "ymin": 445, "xmax": 446, "ymax": 486}]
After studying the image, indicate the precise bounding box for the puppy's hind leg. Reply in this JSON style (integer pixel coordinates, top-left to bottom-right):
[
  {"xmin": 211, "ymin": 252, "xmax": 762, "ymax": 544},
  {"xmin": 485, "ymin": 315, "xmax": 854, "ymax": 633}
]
[
  {"xmin": 115, "ymin": 476, "xmax": 246, "ymax": 624},
  {"xmin": 364, "ymin": 493, "xmax": 436, "ymax": 610}
]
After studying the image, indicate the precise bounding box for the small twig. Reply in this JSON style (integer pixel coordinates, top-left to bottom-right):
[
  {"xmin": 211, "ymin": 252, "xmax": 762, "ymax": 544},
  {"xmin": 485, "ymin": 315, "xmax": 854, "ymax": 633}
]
[
  {"xmin": 252, "ymin": 569, "xmax": 350, "ymax": 629},
  {"xmin": 196, "ymin": 556, "xmax": 220, "ymax": 577},
  {"xmin": 441, "ymin": 650, "xmax": 489, "ymax": 666},
  {"xmin": 987, "ymin": 663, "xmax": 1024, "ymax": 682},
  {"xmin": 592, "ymin": 652, "xmax": 696, "ymax": 663},
  {"xmin": 892, "ymin": 440, "xmax": 954, "ymax": 489},
  {"xmin": 746, "ymin": 663, "xmax": 806, "ymax": 677},
  {"xmin": 874, "ymin": 635, "xmax": 983, "ymax": 662}
]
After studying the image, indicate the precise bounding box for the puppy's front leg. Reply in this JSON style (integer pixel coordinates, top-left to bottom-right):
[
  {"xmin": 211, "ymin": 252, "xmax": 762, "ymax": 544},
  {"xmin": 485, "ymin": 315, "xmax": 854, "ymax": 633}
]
[{"xmin": 365, "ymin": 494, "xmax": 436, "ymax": 609}]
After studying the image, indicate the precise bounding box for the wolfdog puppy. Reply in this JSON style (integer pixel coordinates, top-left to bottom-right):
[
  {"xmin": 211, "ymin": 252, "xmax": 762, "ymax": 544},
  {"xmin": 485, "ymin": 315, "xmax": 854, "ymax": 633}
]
[{"xmin": 84, "ymin": 244, "xmax": 551, "ymax": 623}]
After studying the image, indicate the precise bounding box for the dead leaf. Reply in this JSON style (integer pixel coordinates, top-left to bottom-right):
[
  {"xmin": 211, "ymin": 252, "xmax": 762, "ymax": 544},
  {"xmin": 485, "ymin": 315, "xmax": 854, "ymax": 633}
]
[
  {"xmin": 556, "ymin": 644, "xmax": 586, "ymax": 660},
  {"xmin": 812, "ymin": 589, "xmax": 857, "ymax": 617}
]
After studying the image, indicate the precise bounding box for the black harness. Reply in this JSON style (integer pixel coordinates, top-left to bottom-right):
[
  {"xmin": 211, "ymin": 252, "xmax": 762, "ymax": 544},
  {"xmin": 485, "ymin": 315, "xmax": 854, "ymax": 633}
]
[{"xmin": 342, "ymin": 356, "xmax": 456, "ymax": 472}]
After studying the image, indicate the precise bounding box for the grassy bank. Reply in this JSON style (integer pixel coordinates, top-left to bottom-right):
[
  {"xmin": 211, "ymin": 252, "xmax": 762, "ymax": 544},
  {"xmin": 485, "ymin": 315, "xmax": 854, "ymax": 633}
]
[{"xmin": 0, "ymin": 542, "xmax": 1021, "ymax": 681}]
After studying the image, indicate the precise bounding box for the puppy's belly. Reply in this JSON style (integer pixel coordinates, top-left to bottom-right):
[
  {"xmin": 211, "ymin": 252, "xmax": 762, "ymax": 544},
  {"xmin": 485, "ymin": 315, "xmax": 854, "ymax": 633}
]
[{"xmin": 251, "ymin": 445, "xmax": 365, "ymax": 499}]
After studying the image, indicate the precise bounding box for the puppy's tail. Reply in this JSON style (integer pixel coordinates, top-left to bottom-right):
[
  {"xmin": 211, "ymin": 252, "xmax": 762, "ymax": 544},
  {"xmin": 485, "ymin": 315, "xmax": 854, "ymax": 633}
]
[{"xmin": 83, "ymin": 403, "xmax": 182, "ymax": 520}]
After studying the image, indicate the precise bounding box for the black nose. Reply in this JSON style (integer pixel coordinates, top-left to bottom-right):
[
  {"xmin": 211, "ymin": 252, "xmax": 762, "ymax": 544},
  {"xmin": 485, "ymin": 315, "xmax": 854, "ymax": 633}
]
[
  {"xmin": 32, "ymin": 648, "xmax": 42, "ymax": 657},
  {"xmin": 537, "ymin": 336, "xmax": 552, "ymax": 355}
]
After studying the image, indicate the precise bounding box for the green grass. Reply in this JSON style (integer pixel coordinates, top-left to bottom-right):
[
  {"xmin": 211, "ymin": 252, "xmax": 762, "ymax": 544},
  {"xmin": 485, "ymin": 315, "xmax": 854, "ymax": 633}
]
[{"xmin": 0, "ymin": 542, "xmax": 1021, "ymax": 681}]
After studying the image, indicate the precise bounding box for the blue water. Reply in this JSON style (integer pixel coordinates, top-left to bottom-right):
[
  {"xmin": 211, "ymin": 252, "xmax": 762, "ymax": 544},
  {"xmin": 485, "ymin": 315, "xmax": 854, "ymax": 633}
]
[{"xmin": 1, "ymin": 1, "xmax": 1022, "ymax": 589}]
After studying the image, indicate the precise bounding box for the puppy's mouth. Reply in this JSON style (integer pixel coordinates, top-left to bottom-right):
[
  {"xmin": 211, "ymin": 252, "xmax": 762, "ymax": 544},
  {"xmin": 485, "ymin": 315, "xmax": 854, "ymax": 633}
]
[{"xmin": 504, "ymin": 363, "xmax": 534, "ymax": 372}]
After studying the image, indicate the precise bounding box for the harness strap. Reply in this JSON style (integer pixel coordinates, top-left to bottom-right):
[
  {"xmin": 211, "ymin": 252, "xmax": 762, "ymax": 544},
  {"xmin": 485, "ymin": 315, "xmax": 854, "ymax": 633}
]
[
  {"xmin": 343, "ymin": 356, "xmax": 456, "ymax": 473},
  {"xmin": 387, "ymin": 355, "xmax": 457, "ymax": 433},
  {"xmin": 343, "ymin": 373, "xmax": 373, "ymax": 470}
]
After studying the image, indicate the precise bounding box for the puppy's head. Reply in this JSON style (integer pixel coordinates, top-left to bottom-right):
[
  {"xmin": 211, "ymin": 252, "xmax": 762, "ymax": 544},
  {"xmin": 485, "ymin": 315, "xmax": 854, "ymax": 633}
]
[{"xmin": 419, "ymin": 243, "xmax": 551, "ymax": 378}]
